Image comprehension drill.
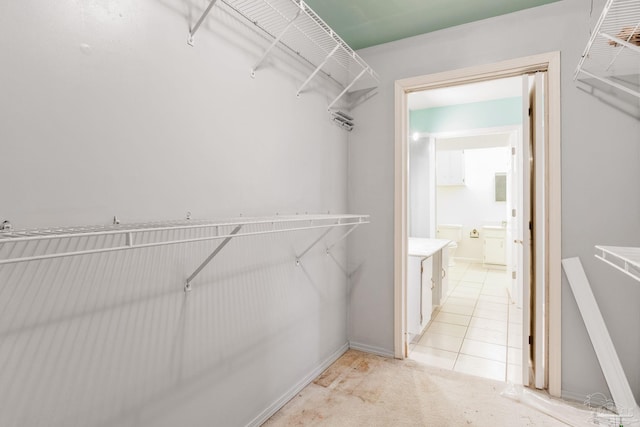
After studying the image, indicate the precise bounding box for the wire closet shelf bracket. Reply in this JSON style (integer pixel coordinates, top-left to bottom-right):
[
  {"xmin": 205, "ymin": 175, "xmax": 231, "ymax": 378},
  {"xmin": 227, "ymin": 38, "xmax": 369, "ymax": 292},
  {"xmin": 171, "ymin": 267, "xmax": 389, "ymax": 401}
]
[
  {"xmin": 574, "ymin": 0, "xmax": 640, "ymax": 99},
  {"xmin": 187, "ymin": 0, "xmax": 379, "ymax": 126},
  {"xmin": 0, "ymin": 214, "xmax": 370, "ymax": 292}
]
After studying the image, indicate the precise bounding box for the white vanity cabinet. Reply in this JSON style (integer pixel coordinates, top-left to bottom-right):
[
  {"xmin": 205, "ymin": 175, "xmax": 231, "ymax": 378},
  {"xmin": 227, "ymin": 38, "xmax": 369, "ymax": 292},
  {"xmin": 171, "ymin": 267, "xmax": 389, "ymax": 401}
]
[
  {"xmin": 483, "ymin": 226, "xmax": 506, "ymax": 266},
  {"xmin": 407, "ymin": 238, "xmax": 451, "ymax": 340}
]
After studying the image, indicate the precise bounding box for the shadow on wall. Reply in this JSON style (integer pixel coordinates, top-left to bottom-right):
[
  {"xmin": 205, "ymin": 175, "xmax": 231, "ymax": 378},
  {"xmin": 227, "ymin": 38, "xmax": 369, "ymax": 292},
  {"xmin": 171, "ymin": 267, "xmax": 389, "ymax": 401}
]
[
  {"xmin": 576, "ymin": 76, "xmax": 640, "ymax": 121},
  {"xmin": 0, "ymin": 228, "xmax": 348, "ymax": 426},
  {"xmin": 152, "ymin": 0, "xmax": 358, "ymax": 110}
]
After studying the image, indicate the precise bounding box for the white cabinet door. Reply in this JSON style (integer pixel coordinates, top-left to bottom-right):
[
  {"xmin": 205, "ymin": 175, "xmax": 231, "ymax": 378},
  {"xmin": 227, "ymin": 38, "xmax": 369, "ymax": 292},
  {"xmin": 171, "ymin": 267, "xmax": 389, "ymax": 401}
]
[
  {"xmin": 441, "ymin": 248, "xmax": 449, "ymax": 299},
  {"xmin": 407, "ymin": 256, "xmax": 422, "ymax": 338},
  {"xmin": 483, "ymin": 228, "xmax": 507, "ymax": 265},
  {"xmin": 484, "ymin": 237, "xmax": 506, "ymax": 265},
  {"xmin": 436, "ymin": 150, "xmax": 465, "ymax": 186},
  {"xmin": 408, "ymin": 255, "xmax": 435, "ymax": 338},
  {"xmin": 420, "ymin": 257, "xmax": 433, "ymax": 331}
]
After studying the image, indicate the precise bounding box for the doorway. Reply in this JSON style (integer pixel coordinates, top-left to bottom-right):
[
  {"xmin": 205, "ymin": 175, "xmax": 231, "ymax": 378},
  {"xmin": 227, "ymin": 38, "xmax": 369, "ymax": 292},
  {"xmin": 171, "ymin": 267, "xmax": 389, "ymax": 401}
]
[
  {"xmin": 407, "ymin": 124, "xmax": 523, "ymax": 383},
  {"xmin": 393, "ymin": 53, "xmax": 562, "ymax": 396}
]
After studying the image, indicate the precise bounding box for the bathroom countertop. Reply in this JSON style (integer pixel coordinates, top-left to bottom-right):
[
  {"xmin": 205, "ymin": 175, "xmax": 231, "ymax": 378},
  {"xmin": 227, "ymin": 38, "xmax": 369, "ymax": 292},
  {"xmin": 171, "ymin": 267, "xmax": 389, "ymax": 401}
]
[
  {"xmin": 408, "ymin": 237, "xmax": 451, "ymax": 258},
  {"xmin": 481, "ymin": 225, "xmax": 507, "ymax": 230}
]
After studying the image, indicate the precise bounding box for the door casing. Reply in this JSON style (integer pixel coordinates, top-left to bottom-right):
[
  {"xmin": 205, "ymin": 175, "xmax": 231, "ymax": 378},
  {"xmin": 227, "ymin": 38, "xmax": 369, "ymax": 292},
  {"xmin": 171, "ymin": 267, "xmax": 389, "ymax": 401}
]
[{"xmin": 393, "ymin": 52, "xmax": 561, "ymax": 396}]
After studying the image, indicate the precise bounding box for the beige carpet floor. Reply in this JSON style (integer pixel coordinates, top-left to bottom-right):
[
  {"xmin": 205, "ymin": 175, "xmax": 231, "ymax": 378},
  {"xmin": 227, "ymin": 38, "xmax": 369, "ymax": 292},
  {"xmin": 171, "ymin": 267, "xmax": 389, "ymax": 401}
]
[{"xmin": 264, "ymin": 350, "xmax": 573, "ymax": 426}]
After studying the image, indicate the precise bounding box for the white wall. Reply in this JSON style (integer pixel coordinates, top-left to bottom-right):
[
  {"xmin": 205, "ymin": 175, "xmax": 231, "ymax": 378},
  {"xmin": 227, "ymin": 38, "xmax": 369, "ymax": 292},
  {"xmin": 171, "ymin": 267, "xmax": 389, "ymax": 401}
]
[
  {"xmin": 438, "ymin": 147, "xmax": 509, "ymax": 261},
  {"xmin": 348, "ymin": 0, "xmax": 640, "ymax": 402},
  {"xmin": 0, "ymin": 1, "xmax": 351, "ymax": 425},
  {"xmin": 409, "ymin": 138, "xmax": 431, "ymax": 238}
]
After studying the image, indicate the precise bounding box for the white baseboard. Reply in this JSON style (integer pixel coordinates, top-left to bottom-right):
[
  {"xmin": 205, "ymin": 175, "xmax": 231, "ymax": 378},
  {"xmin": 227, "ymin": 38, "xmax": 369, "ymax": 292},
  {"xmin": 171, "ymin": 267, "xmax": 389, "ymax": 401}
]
[
  {"xmin": 561, "ymin": 389, "xmax": 590, "ymax": 404},
  {"xmin": 246, "ymin": 342, "xmax": 349, "ymax": 427},
  {"xmin": 349, "ymin": 341, "xmax": 395, "ymax": 358}
]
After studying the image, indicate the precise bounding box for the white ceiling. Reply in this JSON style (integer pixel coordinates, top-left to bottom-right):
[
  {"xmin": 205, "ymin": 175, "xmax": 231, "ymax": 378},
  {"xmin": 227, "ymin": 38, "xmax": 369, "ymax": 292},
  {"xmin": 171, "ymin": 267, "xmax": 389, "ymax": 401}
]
[{"xmin": 408, "ymin": 76, "xmax": 522, "ymax": 110}]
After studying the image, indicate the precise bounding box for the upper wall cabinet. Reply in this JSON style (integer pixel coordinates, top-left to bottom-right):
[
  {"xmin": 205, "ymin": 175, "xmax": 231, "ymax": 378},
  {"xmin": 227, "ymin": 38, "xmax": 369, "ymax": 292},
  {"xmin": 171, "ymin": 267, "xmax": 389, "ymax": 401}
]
[
  {"xmin": 574, "ymin": 0, "xmax": 640, "ymax": 99},
  {"xmin": 437, "ymin": 150, "xmax": 465, "ymax": 186},
  {"xmin": 187, "ymin": 0, "xmax": 380, "ymax": 129}
]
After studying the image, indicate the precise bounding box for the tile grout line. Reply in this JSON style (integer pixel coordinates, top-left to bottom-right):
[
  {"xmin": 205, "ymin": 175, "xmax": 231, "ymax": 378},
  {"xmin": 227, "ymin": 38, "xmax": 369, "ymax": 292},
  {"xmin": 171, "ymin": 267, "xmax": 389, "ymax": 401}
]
[
  {"xmin": 436, "ymin": 262, "xmax": 469, "ymax": 368},
  {"xmin": 452, "ymin": 264, "xmax": 482, "ymax": 371},
  {"xmin": 413, "ymin": 263, "xmax": 512, "ymax": 379},
  {"xmin": 456, "ymin": 266, "xmax": 511, "ymax": 381}
]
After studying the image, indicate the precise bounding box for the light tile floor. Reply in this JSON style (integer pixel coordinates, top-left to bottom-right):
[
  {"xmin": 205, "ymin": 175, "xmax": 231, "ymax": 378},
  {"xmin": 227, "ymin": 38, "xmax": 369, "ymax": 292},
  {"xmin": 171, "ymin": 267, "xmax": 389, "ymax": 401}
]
[{"xmin": 409, "ymin": 261, "xmax": 523, "ymax": 384}]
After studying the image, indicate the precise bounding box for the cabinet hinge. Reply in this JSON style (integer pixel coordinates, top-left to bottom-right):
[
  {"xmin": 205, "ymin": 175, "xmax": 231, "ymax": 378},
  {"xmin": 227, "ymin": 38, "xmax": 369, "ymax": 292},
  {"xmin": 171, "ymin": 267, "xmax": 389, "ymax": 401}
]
[
  {"xmin": 512, "ymin": 147, "xmax": 516, "ymax": 155},
  {"xmin": 512, "ymin": 209, "xmax": 516, "ymax": 218},
  {"xmin": 512, "ymin": 271, "xmax": 517, "ymax": 280}
]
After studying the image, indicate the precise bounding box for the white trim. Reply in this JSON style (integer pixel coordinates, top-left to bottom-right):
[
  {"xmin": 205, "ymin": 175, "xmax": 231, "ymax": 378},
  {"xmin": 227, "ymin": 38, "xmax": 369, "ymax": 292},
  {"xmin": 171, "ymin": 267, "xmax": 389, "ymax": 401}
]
[
  {"xmin": 394, "ymin": 79, "xmax": 409, "ymax": 358},
  {"xmin": 534, "ymin": 71, "xmax": 546, "ymax": 390},
  {"xmin": 546, "ymin": 51, "xmax": 562, "ymax": 398},
  {"xmin": 394, "ymin": 52, "xmax": 562, "ymax": 396},
  {"xmin": 428, "ymin": 137, "xmax": 436, "ymax": 238},
  {"xmin": 414, "ymin": 124, "xmax": 522, "ymax": 140},
  {"xmin": 397, "ymin": 53, "xmax": 558, "ymax": 92},
  {"xmin": 562, "ymin": 257, "xmax": 640, "ymax": 418},
  {"xmin": 246, "ymin": 342, "xmax": 349, "ymax": 427},
  {"xmin": 521, "ymin": 74, "xmax": 533, "ymax": 384},
  {"xmin": 349, "ymin": 341, "xmax": 396, "ymax": 358}
]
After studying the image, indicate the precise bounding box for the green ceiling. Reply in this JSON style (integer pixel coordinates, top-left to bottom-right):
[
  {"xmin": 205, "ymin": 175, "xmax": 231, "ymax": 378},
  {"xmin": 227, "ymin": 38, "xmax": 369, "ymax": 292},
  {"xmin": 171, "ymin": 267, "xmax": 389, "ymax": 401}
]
[{"xmin": 304, "ymin": 0, "xmax": 561, "ymax": 50}]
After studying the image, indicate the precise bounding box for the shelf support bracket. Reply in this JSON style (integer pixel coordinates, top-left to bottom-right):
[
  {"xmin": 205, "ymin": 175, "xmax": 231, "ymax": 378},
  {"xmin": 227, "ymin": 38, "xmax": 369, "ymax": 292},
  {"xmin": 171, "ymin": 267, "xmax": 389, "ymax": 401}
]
[
  {"xmin": 187, "ymin": 0, "xmax": 220, "ymax": 46},
  {"xmin": 296, "ymin": 44, "xmax": 340, "ymax": 97},
  {"xmin": 325, "ymin": 222, "xmax": 361, "ymax": 255},
  {"xmin": 295, "ymin": 226, "xmax": 334, "ymax": 266},
  {"xmin": 185, "ymin": 224, "xmax": 242, "ymax": 292},
  {"xmin": 251, "ymin": 10, "xmax": 302, "ymax": 78},
  {"xmin": 327, "ymin": 67, "xmax": 370, "ymax": 111}
]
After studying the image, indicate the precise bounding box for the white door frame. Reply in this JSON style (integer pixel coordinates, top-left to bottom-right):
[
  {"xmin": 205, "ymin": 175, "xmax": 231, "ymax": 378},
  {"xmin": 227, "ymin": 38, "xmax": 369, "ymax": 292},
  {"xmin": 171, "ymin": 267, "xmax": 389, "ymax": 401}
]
[{"xmin": 394, "ymin": 52, "xmax": 562, "ymax": 396}]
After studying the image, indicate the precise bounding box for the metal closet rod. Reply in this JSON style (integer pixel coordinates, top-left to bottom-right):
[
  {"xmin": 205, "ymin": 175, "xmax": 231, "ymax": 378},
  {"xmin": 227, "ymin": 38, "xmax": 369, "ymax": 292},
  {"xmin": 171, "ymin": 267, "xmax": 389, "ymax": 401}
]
[{"xmin": 0, "ymin": 214, "xmax": 370, "ymax": 266}]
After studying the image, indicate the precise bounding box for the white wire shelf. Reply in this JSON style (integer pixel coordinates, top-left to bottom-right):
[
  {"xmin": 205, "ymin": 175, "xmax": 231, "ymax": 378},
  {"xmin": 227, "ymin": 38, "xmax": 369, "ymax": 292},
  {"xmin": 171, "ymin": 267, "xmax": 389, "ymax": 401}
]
[
  {"xmin": 575, "ymin": 0, "xmax": 640, "ymax": 99},
  {"xmin": 188, "ymin": 0, "xmax": 379, "ymax": 114},
  {"xmin": 0, "ymin": 214, "xmax": 369, "ymax": 265},
  {"xmin": 595, "ymin": 245, "xmax": 640, "ymax": 282},
  {"xmin": 0, "ymin": 214, "xmax": 369, "ymax": 291}
]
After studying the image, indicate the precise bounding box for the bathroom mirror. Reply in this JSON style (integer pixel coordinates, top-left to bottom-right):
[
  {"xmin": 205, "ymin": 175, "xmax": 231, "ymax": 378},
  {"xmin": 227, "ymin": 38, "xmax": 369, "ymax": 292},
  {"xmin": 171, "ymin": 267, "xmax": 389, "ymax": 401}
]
[{"xmin": 494, "ymin": 172, "xmax": 507, "ymax": 202}]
